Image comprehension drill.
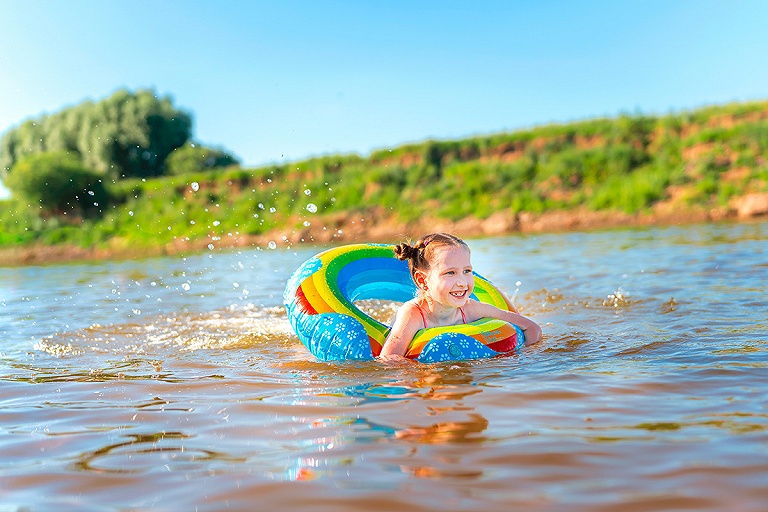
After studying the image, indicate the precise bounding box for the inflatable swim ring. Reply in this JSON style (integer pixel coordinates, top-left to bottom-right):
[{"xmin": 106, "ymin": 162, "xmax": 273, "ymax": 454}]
[{"xmin": 283, "ymin": 243, "xmax": 525, "ymax": 363}]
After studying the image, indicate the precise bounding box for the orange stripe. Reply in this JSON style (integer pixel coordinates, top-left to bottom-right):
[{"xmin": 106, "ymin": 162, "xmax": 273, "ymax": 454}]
[{"xmin": 300, "ymin": 273, "xmax": 334, "ymax": 314}]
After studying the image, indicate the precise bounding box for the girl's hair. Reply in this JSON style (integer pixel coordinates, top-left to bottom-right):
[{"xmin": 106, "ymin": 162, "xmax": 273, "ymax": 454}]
[{"xmin": 394, "ymin": 233, "xmax": 469, "ymax": 282}]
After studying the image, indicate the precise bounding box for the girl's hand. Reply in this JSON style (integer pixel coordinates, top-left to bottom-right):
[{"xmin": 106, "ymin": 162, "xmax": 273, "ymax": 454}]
[
  {"xmin": 467, "ymin": 299, "xmax": 543, "ymax": 346},
  {"xmin": 502, "ymin": 291, "xmax": 519, "ymax": 313}
]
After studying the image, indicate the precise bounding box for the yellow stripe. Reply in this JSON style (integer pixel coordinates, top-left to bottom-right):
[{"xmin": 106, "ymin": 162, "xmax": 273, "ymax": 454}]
[{"xmin": 309, "ymin": 271, "xmax": 347, "ymax": 314}]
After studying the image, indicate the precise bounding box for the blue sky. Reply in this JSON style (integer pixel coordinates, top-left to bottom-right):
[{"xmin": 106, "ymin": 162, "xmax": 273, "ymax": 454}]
[{"xmin": 2, "ymin": 0, "xmax": 768, "ymax": 197}]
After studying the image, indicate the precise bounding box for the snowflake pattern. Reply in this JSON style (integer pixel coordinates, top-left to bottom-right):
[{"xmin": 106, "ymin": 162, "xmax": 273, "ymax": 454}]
[
  {"xmin": 417, "ymin": 332, "xmax": 497, "ymax": 363},
  {"xmin": 304, "ymin": 313, "xmax": 373, "ymax": 361}
]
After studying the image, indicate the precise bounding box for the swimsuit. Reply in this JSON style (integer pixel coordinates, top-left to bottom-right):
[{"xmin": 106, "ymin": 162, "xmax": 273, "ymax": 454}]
[{"xmin": 414, "ymin": 303, "xmax": 466, "ymax": 329}]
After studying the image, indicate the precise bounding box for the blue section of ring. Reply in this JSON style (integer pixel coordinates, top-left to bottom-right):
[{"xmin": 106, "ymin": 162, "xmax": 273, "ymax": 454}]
[
  {"xmin": 335, "ymin": 257, "xmax": 483, "ymax": 303},
  {"xmin": 336, "ymin": 257, "xmax": 416, "ymax": 302}
]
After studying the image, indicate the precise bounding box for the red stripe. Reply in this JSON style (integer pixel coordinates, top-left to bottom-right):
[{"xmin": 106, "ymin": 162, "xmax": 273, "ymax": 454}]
[
  {"xmin": 369, "ymin": 336, "xmax": 383, "ymax": 357},
  {"xmin": 294, "ymin": 285, "xmax": 318, "ymax": 315},
  {"xmin": 487, "ymin": 333, "xmax": 518, "ymax": 353}
]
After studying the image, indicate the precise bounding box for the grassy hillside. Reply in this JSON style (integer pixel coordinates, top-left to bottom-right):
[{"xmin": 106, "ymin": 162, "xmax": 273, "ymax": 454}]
[{"xmin": 2, "ymin": 100, "xmax": 768, "ymax": 262}]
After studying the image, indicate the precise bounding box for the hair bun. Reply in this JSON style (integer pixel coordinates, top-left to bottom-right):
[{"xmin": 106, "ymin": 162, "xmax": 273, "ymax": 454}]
[{"xmin": 394, "ymin": 242, "xmax": 417, "ymax": 261}]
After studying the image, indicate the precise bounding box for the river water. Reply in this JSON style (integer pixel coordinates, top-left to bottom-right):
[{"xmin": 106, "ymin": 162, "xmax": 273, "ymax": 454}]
[{"xmin": 1, "ymin": 221, "xmax": 766, "ymax": 511}]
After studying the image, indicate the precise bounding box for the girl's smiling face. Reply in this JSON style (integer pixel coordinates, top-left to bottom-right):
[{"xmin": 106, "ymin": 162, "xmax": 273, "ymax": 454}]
[{"xmin": 420, "ymin": 245, "xmax": 474, "ymax": 307}]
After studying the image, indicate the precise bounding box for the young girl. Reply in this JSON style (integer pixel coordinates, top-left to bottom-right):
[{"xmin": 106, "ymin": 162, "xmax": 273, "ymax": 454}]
[{"xmin": 379, "ymin": 232, "xmax": 542, "ymax": 360}]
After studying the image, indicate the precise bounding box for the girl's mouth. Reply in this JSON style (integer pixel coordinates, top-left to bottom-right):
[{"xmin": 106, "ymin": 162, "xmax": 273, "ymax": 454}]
[{"xmin": 450, "ymin": 290, "xmax": 468, "ymax": 299}]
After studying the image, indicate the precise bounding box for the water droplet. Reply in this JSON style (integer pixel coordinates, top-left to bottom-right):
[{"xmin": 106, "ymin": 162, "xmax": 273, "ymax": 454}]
[
  {"xmin": 303, "ymin": 221, "xmax": 311, "ymax": 227},
  {"xmin": 191, "ymin": 182, "xmax": 199, "ymax": 192},
  {"xmin": 182, "ymin": 283, "xmax": 191, "ymax": 291},
  {"xmin": 267, "ymin": 241, "xmax": 276, "ymax": 250},
  {"xmin": 128, "ymin": 211, "xmax": 134, "ymax": 217},
  {"xmin": 306, "ymin": 203, "xmax": 318, "ymax": 213},
  {"xmin": 207, "ymin": 244, "xmax": 214, "ymax": 250},
  {"xmin": 304, "ymin": 189, "xmax": 311, "ymax": 195},
  {"xmin": 269, "ymin": 207, "xmax": 276, "ymax": 213}
]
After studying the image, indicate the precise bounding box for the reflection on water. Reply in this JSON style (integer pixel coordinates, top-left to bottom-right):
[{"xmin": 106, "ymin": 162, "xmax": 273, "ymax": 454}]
[
  {"xmin": 394, "ymin": 413, "xmax": 489, "ymax": 445},
  {"xmin": 280, "ymin": 365, "xmax": 492, "ymax": 483},
  {"xmin": 1, "ymin": 221, "xmax": 767, "ymax": 510}
]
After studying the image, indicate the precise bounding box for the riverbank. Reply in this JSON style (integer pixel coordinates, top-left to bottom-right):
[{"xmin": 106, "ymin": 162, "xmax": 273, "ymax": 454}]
[
  {"xmin": 3, "ymin": 197, "xmax": 766, "ymax": 267},
  {"xmin": 3, "ymin": 100, "xmax": 768, "ymax": 267}
]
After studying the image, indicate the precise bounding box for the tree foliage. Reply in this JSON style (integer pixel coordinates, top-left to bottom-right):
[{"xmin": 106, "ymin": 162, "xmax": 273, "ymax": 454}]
[
  {"xmin": 0, "ymin": 89, "xmax": 192, "ymax": 180},
  {"xmin": 4, "ymin": 152, "xmax": 109, "ymax": 215},
  {"xmin": 165, "ymin": 142, "xmax": 239, "ymax": 175}
]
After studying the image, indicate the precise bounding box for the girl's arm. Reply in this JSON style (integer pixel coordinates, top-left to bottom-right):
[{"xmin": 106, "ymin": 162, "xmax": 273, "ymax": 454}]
[
  {"xmin": 467, "ymin": 300, "xmax": 542, "ymax": 346},
  {"xmin": 380, "ymin": 302, "xmax": 424, "ymax": 359}
]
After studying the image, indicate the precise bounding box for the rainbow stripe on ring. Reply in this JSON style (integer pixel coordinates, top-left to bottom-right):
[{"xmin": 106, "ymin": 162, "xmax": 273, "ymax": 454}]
[{"xmin": 283, "ymin": 243, "xmax": 525, "ymax": 362}]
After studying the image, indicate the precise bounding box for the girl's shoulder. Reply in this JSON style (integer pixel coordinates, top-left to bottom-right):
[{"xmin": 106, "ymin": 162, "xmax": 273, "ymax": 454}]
[
  {"xmin": 391, "ymin": 299, "xmax": 428, "ymax": 332},
  {"xmin": 398, "ymin": 299, "xmax": 425, "ymax": 318}
]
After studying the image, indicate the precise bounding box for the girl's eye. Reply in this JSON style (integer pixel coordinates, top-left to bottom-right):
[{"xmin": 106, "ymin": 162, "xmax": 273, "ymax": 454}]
[
  {"xmin": 464, "ymin": 269, "xmax": 472, "ymax": 274},
  {"xmin": 445, "ymin": 271, "xmax": 455, "ymax": 275}
]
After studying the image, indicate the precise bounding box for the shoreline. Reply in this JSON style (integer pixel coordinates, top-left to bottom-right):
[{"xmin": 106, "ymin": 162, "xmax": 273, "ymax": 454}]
[{"xmin": 2, "ymin": 203, "xmax": 764, "ymax": 267}]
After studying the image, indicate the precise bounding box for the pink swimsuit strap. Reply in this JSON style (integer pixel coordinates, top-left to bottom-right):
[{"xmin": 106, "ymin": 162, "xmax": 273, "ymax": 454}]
[
  {"xmin": 414, "ymin": 303, "xmax": 428, "ymax": 329},
  {"xmin": 414, "ymin": 304, "xmax": 466, "ymax": 329}
]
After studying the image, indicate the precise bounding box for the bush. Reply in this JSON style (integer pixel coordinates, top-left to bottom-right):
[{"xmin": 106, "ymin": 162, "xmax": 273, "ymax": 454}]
[
  {"xmin": 4, "ymin": 152, "xmax": 109, "ymax": 216},
  {"xmin": 165, "ymin": 142, "xmax": 239, "ymax": 175}
]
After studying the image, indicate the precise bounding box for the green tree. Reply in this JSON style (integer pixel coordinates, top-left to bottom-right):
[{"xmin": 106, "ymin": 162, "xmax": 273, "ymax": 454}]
[
  {"xmin": 78, "ymin": 89, "xmax": 192, "ymax": 179},
  {"xmin": 165, "ymin": 142, "xmax": 239, "ymax": 175},
  {"xmin": 4, "ymin": 152, "xmax": 109, "ymax": 216},
  {"xmin": 0, "ymin": 88, "xmax": 192, "ymax": 180}
]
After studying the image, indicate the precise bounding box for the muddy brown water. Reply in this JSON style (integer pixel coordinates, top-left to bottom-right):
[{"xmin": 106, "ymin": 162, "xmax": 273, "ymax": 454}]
[{"xmin": 1, "ymin": 221, "xmax": 766, "ymax": 511}]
